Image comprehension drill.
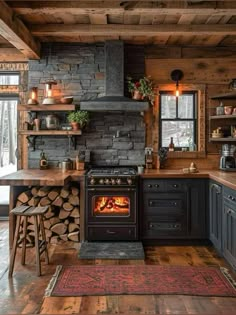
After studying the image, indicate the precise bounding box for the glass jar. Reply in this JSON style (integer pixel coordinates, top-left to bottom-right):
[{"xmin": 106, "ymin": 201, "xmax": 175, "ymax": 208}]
[
  {"xmin": 45, "ymin": 114, "xmax": 59, "ymax": 130},
  {"xmin": 216, "ymin": 102, "xmax": 224, "ymax": 115}
]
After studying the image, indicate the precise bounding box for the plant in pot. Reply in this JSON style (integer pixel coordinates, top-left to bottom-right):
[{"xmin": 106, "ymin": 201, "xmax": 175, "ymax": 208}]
[
  {"xmin": 126, "ymin": 76, "xmax": 155, "ymax": 105},
  {"xmin": 67, "ymin": 110, "xmax": 89, "ymax": 131}
]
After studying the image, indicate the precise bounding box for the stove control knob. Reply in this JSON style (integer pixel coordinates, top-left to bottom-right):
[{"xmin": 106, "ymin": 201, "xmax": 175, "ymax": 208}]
[
  {"xmin": 90, "ymin": 177, "xmax": 95, "ymax": 185},
  {"xmin": 116, "ymin": 178, "xmax": 121, "ymax": 185},
  {"xmin": 105, "ymin": 178, "xmax": 110, "ymax": 185},
  {"xmin": 127, "ymin": 178, "xmax": 133, "ymax": 185},
  {"xmin": 99, "ymin": 178, "xmax": 104, "ymax": 185},
  {"xmin": 111, "ymin": 178, "xmax": 116, "ymax": 185}
]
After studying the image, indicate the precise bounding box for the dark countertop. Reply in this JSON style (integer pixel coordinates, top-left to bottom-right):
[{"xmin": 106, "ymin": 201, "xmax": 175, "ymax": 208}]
[{"xmin": 0, "ymin": 168, "xmax": 236, "ymax": 190}]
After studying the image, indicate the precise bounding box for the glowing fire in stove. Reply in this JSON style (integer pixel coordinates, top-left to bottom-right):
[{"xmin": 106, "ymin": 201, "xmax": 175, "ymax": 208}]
[{"xmin": 94, "ymin": 196, "xmax": 130, "ymax": 216}]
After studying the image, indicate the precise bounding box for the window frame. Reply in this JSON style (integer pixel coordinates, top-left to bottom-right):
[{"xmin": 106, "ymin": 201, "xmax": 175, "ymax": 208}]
[
  {"xmin": 159, "ymin": 90, "xmax": 198, "ymax": 150},
  {"xmin": 150, "ymin": 83, "xmax": 206, "ymax": 159}
]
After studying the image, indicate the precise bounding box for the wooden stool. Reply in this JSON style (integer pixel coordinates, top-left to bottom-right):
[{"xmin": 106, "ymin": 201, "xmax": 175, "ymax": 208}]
[{"xmin": 9, "ymin": 205, "xmax": 49, "ymax": 277}]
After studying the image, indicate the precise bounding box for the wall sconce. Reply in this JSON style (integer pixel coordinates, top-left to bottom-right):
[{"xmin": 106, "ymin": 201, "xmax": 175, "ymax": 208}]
[
  {"xmin": 42, "ymin": 80, "xmax": 57, "ymax": 105},
  {"xmin": 27, "ymin": 87, "xmax": 38, "ymax": 105},
  {"xmin": 170, "ymin": 69, "xmax": 184, "ymax": 97}
]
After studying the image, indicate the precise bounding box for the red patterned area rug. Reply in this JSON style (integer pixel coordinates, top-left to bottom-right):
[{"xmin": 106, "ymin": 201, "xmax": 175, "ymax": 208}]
[{"xmin": 45, "ymin": 265, "xmax": 236, "ymax": 297}]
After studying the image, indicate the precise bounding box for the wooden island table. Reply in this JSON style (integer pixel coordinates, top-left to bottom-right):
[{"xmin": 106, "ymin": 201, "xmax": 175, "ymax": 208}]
[{"xmin": 0, "ymin": 169, "xmax": 85, "ymax": 247}]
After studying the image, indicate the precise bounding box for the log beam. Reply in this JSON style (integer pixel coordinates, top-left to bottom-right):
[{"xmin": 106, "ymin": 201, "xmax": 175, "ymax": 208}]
[
  {"xmin": 7, "ymin": 1, "xmax": 236, "ymax": 15},
  {"xmin": 0, "ymin": 0, "xmax": 40, "ymax": 59},
  {"xmin": 31, "ymin": 24, "xmax": 236, "ymax": 37}
]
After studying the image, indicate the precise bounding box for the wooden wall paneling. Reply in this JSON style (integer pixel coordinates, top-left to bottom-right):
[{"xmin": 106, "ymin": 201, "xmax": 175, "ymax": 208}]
[
  {"xmin": 0, "ymin": 48, "xmax": 28, "ymax": 62},
  {"xmin": 146, "ymin": 58, "xmax": 236, "ymax": 84}
]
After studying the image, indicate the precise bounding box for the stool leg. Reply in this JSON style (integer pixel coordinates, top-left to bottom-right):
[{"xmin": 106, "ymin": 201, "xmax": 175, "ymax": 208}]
[
  {"xmin": 21, "ymin": 216, "xmax": 28, "ymax": 265},
  {"xmin": 33, "ymin": 215, "xmax": 41, "ymax": 276},
  {"xmin": 9, "ymin": 216, "xmax": 21, "ymax": 277},
  {"xmin": 39, "ymin": 215, "xmax": 49, "ymax": 264}
]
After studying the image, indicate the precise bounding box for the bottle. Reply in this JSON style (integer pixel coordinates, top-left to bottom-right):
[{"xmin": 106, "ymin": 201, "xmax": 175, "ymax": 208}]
[
  {"xmin": 39, "ymin": 151, "xmax": 48, "ymax": 170},
  {"xmin": 168, "ymin": 137, "xmax": 174, "ymax": 151}
]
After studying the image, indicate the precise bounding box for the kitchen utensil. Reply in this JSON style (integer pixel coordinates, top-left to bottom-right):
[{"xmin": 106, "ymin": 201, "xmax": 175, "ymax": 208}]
[
  {"xmin": 58, "ymin": 158, "xmax": 73, "ymax": 172},
  {"xmin": 60, "ymin": 96, "xmax": 73, "ymax": 104},
  {"xmin": 224, "ymin": 106, "xmax": 233, "ymax": 115}
]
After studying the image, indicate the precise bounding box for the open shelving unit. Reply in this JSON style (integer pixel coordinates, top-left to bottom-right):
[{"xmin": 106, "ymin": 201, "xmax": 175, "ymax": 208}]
[
  {"xmin": 19, "ymin": 130, "xmax": 82, "ymax": 136},
  {"xmin": 18, "ymin": 104, "xmax": 81, "ymax": 150},
  {"xmin": 209, "ymin": 93, "xmax": 236, "ymax": 143},
  {"xmin": 17, "ymin": 104, "xmax": 77, "ymax": 111}
]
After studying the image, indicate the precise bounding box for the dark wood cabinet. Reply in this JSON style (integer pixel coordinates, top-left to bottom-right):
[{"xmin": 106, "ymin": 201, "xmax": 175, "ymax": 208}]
[
  {"xmin": 222, "ymin": 186, "xmax": 236, "ymax": 270},
  {"xmin": 209, "ymin": 180, "xmax": 223, "ymax": 252},
  {"xmin": 140, "ymin": 178, "xmax": 207, "ymax": 240}
]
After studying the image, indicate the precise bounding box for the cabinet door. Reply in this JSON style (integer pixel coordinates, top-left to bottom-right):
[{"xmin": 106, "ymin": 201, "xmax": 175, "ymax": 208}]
[
  {"xmin": 223, "ymin": 201, "xmax": 236, "ymax": 270},
  {"xmin": 209, "ymin": 181, "xmax": 222, "ymax": 252},
  {"xmin": 188, "ymin": 179, "xmax": 207, "ymax": 239}
]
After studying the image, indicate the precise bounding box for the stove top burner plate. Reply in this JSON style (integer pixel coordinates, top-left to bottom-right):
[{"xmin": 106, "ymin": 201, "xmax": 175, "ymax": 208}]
[{"xmin": 87, "ymin": 167, "xmax": 137, "ymax": 176}]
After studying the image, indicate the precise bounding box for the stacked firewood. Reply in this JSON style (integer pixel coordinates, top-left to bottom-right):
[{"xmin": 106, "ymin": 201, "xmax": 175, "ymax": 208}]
[{"xmin": 15, "ymin": 184, "xmax": 80, "ymax": 244}]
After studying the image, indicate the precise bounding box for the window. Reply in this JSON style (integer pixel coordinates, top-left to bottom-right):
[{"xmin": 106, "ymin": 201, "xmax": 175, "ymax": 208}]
[
  {"xmin": 0, "ymin": 72, "xmax": 19, "ymax": 167},
  {"xmin": 160, "ymin": 91, "xmax": 197, "ymax": 150},
  {"xmin": 0, "ymin": 97, "xmax": 18, "ymax": 166},
  {"xmin": 0, "ymin": 72, "xmax": 19, "ymax": 85}
]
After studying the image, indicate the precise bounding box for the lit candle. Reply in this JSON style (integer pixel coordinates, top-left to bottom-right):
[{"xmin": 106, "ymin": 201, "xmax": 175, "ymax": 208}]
[
  {"xmin": 46, "ymin": 84, "xmax": 52, "ymax": 98},
  {"xmin": 31, "ymin": 90, "xmax": 36, "ymax": 100}
]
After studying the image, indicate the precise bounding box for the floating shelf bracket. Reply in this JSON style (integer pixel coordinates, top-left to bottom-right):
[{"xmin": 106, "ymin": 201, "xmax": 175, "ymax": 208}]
[
  {"xmin": 26, "ymin": 135, "xmax": 37, "ymax": 151},
  {"xmin": 69, "ymin": 135, "xmax": 77, "ymax": 150}
]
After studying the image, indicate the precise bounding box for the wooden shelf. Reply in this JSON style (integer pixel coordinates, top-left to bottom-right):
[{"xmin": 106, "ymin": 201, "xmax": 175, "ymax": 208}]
[
  {"xmin": 209, "ymin": 137, "xmax": 236, "ymax": 142},
  {"xmin": 211, "ymin": 92, "xmax": 236, "ymax": 100},
  {"xmin": 19, "ymin": 130, "xmax": 82, "ymax": 136},
  {"xmin": 210, "ymin": 115, "xmax": 236, "ymax": 120},
  {"xmin": 17, "ymin": 104, "xmax": 77, "ymax": 111}
]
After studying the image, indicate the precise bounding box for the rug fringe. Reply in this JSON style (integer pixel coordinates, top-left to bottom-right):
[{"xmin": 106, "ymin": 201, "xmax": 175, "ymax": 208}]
[
  {"xmin": 220, "ymin": 267, "xmax": 236, "ymax": 289},
  {"xmin": 44, "ymin": 265, "xmax": 62, "ymax": 297}
]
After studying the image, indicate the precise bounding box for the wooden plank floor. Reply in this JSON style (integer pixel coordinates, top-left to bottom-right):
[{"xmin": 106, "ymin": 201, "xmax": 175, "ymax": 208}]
[{"xmin": 0, "ymin": 220, "xmax": 235, "ymax": 314}]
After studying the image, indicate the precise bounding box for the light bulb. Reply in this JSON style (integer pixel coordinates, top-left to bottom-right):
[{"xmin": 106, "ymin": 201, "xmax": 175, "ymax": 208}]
[{"xmin": 175, "ymin": 82, "xmax": 179, "ymax": 97}]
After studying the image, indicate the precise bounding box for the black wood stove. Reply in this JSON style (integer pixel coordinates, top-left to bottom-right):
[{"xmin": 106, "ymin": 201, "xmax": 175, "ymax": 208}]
[{"xmin": 85, "ymin": 167, "xmax": 138, "ymax": 241}]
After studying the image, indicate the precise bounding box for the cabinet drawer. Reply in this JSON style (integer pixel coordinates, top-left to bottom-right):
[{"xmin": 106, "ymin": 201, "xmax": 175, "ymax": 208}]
[
  {"xmin": 87, "ymin": 226, "xmax": 137, "ymax": 241},
  {"xmin": 223, "ymin": 186, "xmax": 236, "ymax": 207},
  {"xmin": 142, "ymin": 179, "xmax": 187, "ymax": 192},
  {"xmin": 142, "ymin": 215, "xmax": 187, "ymax": 239},
  {"xmin": 166, "ymin": 181, "xmax": 187, "ymax": 192},
  {"xmin": 143, "ymin": 180, "xmax": 165, "ymax": 192},
  {"xmin": 143, "ymin": 192, "xmax": 186, "ymax": 215}
]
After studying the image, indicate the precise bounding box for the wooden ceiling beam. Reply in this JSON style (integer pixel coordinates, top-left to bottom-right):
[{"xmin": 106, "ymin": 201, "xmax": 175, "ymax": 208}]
[
  {"xmin": 30, "ymin": 24, "xmax": 236, "ymax": 37},
  {"xmin": 7, "ymin": 1, "xmax": 236, "ymax": 15},
  {"xmin": 0, "ymin": 0, "xmax": 40, "ymax": 59}
]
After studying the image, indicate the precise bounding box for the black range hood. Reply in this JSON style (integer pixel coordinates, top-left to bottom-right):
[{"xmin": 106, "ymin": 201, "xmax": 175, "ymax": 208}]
[{"xmin": 80, "ymin": 41, "xmax": 149, "ymax": 112}]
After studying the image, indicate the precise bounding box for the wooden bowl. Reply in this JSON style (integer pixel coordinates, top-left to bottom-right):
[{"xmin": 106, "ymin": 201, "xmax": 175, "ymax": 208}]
[{"xmin": 60, "ymin": 96, "xmax": 73, "ymax": 104}]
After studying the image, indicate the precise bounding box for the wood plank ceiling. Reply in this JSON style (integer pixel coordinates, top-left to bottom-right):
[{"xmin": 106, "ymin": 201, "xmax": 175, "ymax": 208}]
[{"xmin": 1, "ymin": 0, "xmax": 236, "ymax": 59}]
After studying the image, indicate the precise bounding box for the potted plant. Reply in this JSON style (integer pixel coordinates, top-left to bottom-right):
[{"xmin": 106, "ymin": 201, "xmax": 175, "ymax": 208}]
[
  {"xmin": 127, "ymin": 76, "xmax": 155, "ymax": 104},
  {"xmin": 67, "ymin": 110, "xmax": 89, "ymax": 130}
]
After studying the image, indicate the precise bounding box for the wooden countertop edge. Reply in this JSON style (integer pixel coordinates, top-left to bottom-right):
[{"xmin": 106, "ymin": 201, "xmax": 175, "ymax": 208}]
[
  {"xmin": 0, "ymin": 169, "xmax": 236, "ymax": 190},
  {"xmin": 0, "ymin": 170, "xmax": 86, "ymax": 186},
  {"xmin": 140, "ymin": 170, "xmax": 236, "ymax": 190}
]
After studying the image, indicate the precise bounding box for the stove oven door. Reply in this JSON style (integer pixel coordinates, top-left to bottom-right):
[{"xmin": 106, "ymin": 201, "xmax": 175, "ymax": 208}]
[{"xmin": 86, "ymin": 187, "xmax": 137, "ymax": 224}]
